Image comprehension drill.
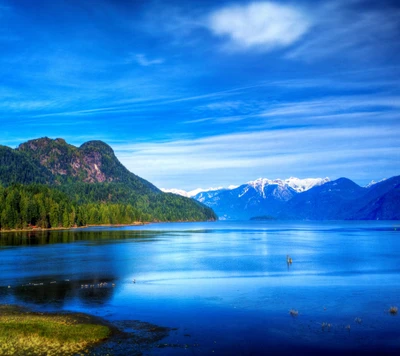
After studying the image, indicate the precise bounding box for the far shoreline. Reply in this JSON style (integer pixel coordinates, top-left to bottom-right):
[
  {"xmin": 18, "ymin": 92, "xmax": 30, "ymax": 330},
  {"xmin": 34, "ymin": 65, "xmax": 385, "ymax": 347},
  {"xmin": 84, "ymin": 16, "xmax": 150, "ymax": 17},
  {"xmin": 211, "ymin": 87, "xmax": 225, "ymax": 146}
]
[
  {"xmin": 0, "ymin": 219, "xmax": 219, "ymax": 234},
  {"xmin": 2, "ymin": 220, "xmax": 397, "ymax": 234},
  {"xmin": 0, "ymin": 222, "xmax": 148, "ymax": 234}
]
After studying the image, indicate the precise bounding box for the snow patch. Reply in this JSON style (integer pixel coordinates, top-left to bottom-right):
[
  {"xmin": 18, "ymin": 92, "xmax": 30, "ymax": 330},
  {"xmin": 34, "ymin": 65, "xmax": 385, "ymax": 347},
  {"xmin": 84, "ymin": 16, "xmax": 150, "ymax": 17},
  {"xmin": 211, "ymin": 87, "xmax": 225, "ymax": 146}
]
[
  {"xmin": 366, "ymin": 178, "xmax": 387, "ymax": 188},
  {"xmin": 187, "ymin": 187, "xmax": 224, "ymax": 197},
  {"xmin": 162, "ymin": 185, "xmax": 238, "ymax": 198},
  {"xmin": 160, "ymin": 188, "xmax": 191, "ymax": 198},
  {"xmin": 246, "ymin": 177, "xmax": 330, "ymax": 193},
  {"xmin": 284, "ymin": 177, "xmax": 330, "ymax": 192},
  {"xmin": 238, "ymin": 186, "xmax": 250, "ymax": 198}
]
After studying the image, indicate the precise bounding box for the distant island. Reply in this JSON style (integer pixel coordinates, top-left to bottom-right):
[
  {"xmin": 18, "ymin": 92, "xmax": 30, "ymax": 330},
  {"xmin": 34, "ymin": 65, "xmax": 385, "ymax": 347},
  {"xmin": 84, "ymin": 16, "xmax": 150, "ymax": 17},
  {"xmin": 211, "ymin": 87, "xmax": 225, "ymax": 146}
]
[
  {"xmin": 0, "ymin": 137, "xmax": 217, "ymax": 231},
  {"xmin": 250, "ymin": 216, "xmax": 276, "ymax": 221}
]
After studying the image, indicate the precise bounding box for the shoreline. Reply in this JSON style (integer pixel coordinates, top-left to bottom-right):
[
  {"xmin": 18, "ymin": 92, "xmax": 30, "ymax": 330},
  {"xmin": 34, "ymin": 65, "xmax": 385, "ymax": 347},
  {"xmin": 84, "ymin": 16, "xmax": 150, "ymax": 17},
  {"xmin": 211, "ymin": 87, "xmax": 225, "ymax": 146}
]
[
  {"xmin": 0, "ymin": 222, "xmax": 148, "ymax": 234},
  {"xmin": 0, "ymin": 304, "xmax": 173, "ymax": 355},
  {"xmin": 0, "ymin": 219, "xmax": 218, "ymax": 234}
]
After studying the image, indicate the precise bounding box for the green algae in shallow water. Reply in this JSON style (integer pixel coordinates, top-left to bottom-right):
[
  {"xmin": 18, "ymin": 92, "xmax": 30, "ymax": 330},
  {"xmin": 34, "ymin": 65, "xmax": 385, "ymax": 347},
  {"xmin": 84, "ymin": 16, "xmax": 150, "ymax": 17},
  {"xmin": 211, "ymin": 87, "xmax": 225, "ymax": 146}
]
[{"xmin": 0, "ymin": 305, "xmax": 110, "ymax": 356}]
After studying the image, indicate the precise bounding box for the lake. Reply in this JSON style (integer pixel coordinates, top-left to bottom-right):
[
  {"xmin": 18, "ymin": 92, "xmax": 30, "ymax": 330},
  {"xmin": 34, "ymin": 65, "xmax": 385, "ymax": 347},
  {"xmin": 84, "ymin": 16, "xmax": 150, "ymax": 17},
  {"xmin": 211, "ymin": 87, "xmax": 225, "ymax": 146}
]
[{"xmin": 1, "ymin": 221, "xmax": 400, "ymax": 355}]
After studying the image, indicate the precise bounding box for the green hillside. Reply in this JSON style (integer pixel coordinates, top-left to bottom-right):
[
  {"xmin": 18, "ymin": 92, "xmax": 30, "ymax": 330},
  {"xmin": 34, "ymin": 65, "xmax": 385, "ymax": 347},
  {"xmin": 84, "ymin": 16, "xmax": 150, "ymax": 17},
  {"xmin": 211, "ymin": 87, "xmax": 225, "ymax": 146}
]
[{"xmin": 0, "ymin": 138, "xmax": 217, "ymax": 230}]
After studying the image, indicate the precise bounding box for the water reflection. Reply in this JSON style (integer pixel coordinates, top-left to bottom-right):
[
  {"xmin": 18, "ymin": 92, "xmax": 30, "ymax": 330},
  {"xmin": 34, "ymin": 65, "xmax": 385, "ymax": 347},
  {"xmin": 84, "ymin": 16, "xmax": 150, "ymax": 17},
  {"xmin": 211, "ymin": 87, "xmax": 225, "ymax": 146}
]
[
  {"xmin": 0, "ymin": 229, "xmax": 162, "ymax": 247},
  {"xmin": 0, "ymin": 229, "xmax": 166, "ymax": 309},
  {"xmin": 2, "ymin": 277, "xmax": 117, "ymax": 307},
  {"xmin": 0, "ymin": 222, "xmax": 399, "ymax": 354}
]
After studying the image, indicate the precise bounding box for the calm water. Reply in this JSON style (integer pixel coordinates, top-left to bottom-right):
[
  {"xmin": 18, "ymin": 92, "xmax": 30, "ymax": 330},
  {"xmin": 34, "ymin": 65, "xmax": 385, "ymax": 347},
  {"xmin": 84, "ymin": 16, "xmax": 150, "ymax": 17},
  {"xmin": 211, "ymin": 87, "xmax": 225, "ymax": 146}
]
[{"xmin": 1, "ymin": 221, "xmax": 400, "ymax": 355}]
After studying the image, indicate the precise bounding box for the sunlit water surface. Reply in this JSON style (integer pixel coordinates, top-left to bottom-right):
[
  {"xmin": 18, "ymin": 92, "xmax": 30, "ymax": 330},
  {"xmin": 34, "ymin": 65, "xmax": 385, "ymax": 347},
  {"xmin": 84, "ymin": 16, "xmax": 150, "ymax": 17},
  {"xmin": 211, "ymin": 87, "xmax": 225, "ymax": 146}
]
[{"xmin": 1, "ymin": 221, "xmax": 399, "ymax": 355}]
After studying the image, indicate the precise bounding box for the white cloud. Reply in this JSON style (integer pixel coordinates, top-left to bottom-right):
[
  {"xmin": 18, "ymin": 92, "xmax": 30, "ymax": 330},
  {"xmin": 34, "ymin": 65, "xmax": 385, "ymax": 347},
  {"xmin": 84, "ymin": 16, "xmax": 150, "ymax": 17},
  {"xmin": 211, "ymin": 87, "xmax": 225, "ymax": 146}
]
[
  {"xmin": 134, "ymin": 54, "xmax": 164, "ymax": 67},
  {"xmin": 208, "ymin": 2, "xmax": 310, "ymax": 51},
  {"xmin": 114, "ymin": 125, "xmax": 399, "ymax": 189}
]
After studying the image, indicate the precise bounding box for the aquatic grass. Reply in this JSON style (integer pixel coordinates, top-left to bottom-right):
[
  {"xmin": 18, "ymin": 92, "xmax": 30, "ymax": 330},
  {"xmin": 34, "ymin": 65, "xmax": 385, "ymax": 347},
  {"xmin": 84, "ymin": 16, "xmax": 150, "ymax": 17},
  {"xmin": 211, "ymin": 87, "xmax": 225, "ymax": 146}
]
[
  {"xmin": 321, "ymin": 322, "xmax": 331, "ymax": 330},
  {"xmin": 389, "ymin": 306, "xmax": 398, "ymax": 315},
  {"xmin": 289, "ymin": 309, "xmax": 298, "ymax": 317},
  {"xmin": 0, "ymin": 305, "xmax": 110, "ymax": 355}
]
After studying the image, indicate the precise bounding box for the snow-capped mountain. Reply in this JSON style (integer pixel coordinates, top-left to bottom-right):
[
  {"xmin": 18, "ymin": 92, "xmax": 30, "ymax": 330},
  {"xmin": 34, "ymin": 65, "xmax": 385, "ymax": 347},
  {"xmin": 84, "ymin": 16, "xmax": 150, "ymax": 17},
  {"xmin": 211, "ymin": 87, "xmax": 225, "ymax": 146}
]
[
  {"xmin": 162, "ymin": 175, "xmax": 400, "ymax": 220},
  {"xmin": 163, "ymin": 177, "xmax": 329, "ymax": 200},
  {"xmin": 190, "ymin": 177, "xmax": 331, "ymax": 220}
]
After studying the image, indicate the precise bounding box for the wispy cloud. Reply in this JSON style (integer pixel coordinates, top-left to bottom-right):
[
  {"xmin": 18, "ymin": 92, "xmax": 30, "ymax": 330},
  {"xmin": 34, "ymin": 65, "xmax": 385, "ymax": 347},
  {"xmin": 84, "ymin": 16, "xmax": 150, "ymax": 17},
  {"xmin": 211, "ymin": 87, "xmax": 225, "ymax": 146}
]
[
  {"xmin": 207, "ymin": 1, "xmax": 310, "ymax": 51},
  {"xmin": 133, "ymin": 54, "xmax": 164, "ymax": 67},
  {"xmin": 184, "ymin": 89, "xmax": 400, "ymax": 128},
  {"xmin": 287, "ymin": 1, "xmax": 400, "ymax": 61},
  {"xmin": 197, "ymin": 101, "xmax": 244, "ymax": 112},
  {"xmin": 260, "ymin": 95, "xmax": 400, "ymax": 118},
  {"xmin": 114, "ymin": 125, "xmax": 399, "ymax": 189},
  {"xmin": 0, "ymin": 100, "xmax": 58, "ymax": 111},
  {"xmin": 138, "ymin": 3, "xmax": 204, "ymax": 48},
  {"xmin": 1, "ymin": 0, "xmax": 398, "ymax": 190}
]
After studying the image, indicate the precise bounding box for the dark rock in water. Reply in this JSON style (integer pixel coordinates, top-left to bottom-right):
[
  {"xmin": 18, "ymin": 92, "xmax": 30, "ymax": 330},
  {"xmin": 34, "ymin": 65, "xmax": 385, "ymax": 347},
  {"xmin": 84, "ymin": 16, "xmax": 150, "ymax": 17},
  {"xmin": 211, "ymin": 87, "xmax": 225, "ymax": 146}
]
[
  {"xmin": 250, "ymin": 215, "xmax": 276, "ymax": 221},
  {"xmin": 91, "ymin": 320, "xmax": 178, "ymax": 356}
]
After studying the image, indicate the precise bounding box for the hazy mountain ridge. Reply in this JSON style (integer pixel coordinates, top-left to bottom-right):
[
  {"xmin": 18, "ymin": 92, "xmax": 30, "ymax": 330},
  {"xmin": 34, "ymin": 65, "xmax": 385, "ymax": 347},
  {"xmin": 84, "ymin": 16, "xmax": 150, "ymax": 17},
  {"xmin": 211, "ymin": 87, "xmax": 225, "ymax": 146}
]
[
  {"xmin": 276, "ymin": 178, "xmax": 366, "ymax": 220},
  {"xmin": 347, "ymin": 176, "xmax": 400, "ymax": 220}
]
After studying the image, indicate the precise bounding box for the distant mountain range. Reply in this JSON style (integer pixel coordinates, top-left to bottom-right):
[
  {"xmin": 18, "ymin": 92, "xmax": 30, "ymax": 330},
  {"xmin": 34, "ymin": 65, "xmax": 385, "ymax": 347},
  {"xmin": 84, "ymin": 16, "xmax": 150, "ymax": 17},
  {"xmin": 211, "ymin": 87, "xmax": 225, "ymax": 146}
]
[
  {"xmin": 2, "ymin": 137, "xmax": 397, "ymax": 225},
  {"xmin": 162, "ymin": 176, "xmax": 400, "ymax": 220},
  {"xmin": 0, "ymin": 137, "xmax": 216, "ymax": 230}
]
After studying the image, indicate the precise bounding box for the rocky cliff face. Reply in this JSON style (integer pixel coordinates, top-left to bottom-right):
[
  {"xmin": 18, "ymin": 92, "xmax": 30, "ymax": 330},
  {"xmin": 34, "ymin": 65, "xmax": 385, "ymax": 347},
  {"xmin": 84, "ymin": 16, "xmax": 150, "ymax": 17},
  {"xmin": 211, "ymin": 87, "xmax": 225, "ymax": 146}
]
[{"xmin": 17, "ymin": 137, "xmax": 119, "ymax": 183}]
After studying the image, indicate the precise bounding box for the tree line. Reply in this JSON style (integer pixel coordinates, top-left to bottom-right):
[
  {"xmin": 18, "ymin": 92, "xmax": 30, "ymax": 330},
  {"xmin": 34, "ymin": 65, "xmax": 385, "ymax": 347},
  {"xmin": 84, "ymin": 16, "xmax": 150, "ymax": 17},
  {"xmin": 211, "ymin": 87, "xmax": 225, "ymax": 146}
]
[{"xmin": 0, "ymin": 183, "xmax": 216, "ymax": 230}]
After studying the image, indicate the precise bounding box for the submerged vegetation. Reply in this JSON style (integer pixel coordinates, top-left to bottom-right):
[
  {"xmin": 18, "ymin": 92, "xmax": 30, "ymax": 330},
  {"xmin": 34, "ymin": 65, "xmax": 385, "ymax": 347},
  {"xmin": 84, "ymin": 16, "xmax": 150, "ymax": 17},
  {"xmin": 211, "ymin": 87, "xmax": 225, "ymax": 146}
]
[
  {"xmin": 289, "ymin": 309, "xmax": 298, "ymax": 317},
  {"xmin": 0, "ymin": 305, "xmax": 110, "ymax": 355},
  {"xmin": 321, "ymin": 322, "xmax": 331, "ymax": 330}
]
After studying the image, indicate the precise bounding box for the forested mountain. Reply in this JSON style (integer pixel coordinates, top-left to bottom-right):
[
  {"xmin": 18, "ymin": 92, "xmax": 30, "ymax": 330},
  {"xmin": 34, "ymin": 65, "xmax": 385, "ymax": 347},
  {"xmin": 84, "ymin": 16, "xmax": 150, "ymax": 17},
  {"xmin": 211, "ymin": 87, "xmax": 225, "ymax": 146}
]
[
  {"xmin": 0, "ymin": 145, "xmax": 53, "ymax": 185},
  {"xmin": 17, "ymin": 137, "xmax": 159, "ymax": 191},
  {"xmin": 0, "ymin": 138, "xmax": 217, "ymax": 230}
]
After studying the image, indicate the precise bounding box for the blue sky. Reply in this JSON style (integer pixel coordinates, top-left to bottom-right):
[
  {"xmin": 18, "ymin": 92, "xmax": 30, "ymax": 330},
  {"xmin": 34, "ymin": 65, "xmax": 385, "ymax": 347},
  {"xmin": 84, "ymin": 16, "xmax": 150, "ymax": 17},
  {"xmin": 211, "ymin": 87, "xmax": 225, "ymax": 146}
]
[{"xmin": 1, "ymin": 0, "xmax": 399, "ymax": 190}]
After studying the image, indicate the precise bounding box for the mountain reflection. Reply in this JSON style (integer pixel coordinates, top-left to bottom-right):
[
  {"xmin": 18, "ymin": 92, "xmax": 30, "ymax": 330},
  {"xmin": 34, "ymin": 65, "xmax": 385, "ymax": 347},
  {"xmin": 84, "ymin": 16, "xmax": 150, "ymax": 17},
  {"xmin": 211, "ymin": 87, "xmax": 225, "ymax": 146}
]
[
  {"xmin": 0, "ymin": 229, "xmax": 161, "ymax": 247},
  {"xmin": 0, "ymin": 229, "xmax": 165, "ymax": 308},
  {"xmin": 4, "ymin": 278, "xmax": 117, "ymax": 307}
]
